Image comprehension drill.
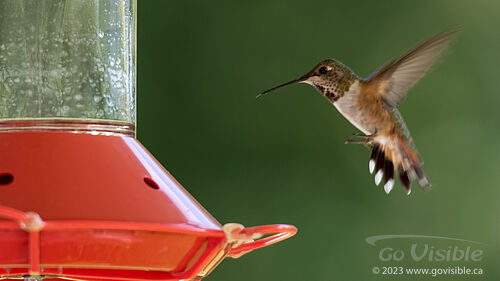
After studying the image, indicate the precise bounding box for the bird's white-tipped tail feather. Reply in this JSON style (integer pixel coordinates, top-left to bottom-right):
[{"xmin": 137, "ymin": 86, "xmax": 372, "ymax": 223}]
[
  {"xmin": 369, "ymin": 159, "xmax": 375, "ymax": 174},
  {"xmin": 374, "ymin": 170, "xmax": 383, "ymax": 186},
  {"xmin": 384, "ymin": 179, "xmax": 394, "ymax": 194}
]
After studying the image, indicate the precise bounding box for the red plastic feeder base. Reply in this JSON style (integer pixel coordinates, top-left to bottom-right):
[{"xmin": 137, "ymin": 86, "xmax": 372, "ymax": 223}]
[{"xmin": 0, "ymin": 131, "xmax": 296, "ymax": 281}]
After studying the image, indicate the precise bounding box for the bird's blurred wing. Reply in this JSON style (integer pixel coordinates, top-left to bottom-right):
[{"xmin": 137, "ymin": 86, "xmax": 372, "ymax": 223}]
[{"xmin": 365, "ymin": 28, "xmax": 459, "ymax": 106}]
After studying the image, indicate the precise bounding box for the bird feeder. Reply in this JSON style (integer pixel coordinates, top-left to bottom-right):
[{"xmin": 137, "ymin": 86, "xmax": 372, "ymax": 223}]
[{"xmin": 0, "ymin": 1, "xmax": 296, "ymax": 280}]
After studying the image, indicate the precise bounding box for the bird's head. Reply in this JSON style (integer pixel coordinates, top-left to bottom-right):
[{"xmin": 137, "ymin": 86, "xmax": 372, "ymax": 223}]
[{"xmin": 259, "ymin": 59, "xmax": 356, "ymax": 100}]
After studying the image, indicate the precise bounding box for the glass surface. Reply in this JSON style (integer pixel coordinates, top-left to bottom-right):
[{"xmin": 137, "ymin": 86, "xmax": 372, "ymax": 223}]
[{"xmin": 0, "ymin": 0, "xmax": 136, "ymax": 124}]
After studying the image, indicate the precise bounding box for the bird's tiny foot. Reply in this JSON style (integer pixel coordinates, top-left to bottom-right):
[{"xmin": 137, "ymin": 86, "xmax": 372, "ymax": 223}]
[
  {"xmin": 344, "ymin": 139, "xmax": 368, "ymax": 145},
  {"xmin": 345, "ymin": 133, "xmax": 373, "ymax": 146},
  {"xmin": 351, "ymin": 133, "xmax": 370, "ymax": 139}
]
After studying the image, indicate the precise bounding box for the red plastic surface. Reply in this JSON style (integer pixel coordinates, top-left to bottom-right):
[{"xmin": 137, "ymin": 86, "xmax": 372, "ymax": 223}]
[
  {"xmin": 0, "ymin": 132, "xmax": 296, "ymax": 280},
  {"xmin": 227, "ymin": 224, "xmax": 297, "ymax": 258},
  {"xmin": 0, "ymin": 132, "xmax": 220, "ymax": 227}
]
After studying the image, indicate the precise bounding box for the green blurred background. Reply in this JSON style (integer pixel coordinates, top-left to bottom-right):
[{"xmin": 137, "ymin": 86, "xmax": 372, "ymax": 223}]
[{"xmin": 137, "ymin": 1, "xmax": 499, "ymax": 280}]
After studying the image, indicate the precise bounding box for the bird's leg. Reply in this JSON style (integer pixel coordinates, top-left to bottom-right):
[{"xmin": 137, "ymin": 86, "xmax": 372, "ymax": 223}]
[
  {"xmin": 344, "ymin": 133, "xmax": 374, "ymax": 147},
  {"xmin": 344, "ymin": 139, "xmax": 368, "ymax": 144},
  {"xmin": 351, "ymin": 133, "xmax": 370, "ymax": 138}
]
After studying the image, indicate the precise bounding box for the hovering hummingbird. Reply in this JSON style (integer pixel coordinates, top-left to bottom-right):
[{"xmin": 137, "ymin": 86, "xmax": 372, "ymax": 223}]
[{"xmin": 259, "ymin": 28, "xmax": 459, "ymax": 195}]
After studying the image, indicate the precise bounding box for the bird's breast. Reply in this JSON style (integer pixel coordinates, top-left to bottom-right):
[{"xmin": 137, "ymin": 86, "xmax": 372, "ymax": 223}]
[{"xmin": 333, "ymin": 81, "xmax": 378, "ymax": 135}]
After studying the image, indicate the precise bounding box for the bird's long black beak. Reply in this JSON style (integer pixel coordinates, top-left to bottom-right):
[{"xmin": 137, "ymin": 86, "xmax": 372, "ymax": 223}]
[{"xmin": 257, "ymin": 77, "xmax": 304, "ymax": 98}]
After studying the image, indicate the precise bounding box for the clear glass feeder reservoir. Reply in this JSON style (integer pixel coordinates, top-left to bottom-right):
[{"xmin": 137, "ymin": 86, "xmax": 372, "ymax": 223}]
[{"xmin": 0, "ymin": 0, "xmax": 136, "ymax": 135}]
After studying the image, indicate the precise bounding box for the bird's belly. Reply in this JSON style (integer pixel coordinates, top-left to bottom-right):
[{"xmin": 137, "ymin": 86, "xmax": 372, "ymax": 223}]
[{"xmin": 334, "ymin": 98, "xmax": 376, "ymax": 135}]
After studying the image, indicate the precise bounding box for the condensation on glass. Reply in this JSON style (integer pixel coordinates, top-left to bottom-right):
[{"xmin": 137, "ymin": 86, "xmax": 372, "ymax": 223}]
[{"xmin": 0, "ymin": 0, "xmax": 136, "ymax": 136}]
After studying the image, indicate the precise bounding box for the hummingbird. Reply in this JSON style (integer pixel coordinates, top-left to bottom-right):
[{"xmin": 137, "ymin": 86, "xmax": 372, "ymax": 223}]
[{"xmin": 259, "ymin": 28, "xmax": 459, "ymax": 195}]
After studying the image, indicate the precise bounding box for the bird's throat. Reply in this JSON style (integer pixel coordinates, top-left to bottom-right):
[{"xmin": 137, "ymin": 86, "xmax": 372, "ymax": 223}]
[{"xmin": 314, "ymin": 80, "xmax": 354, "ymax": 103}]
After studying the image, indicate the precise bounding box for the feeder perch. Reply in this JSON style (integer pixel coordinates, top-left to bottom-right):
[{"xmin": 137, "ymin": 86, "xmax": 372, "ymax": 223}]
[{"xmin": 0, "ymin": 1, "xmax": 296, "ymax": 280}]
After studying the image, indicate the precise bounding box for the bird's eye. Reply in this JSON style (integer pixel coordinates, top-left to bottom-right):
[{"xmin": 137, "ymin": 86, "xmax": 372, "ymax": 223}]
[{"xmin": 319, "ymin": 66, "xmax": 328, "ymax": 74}]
